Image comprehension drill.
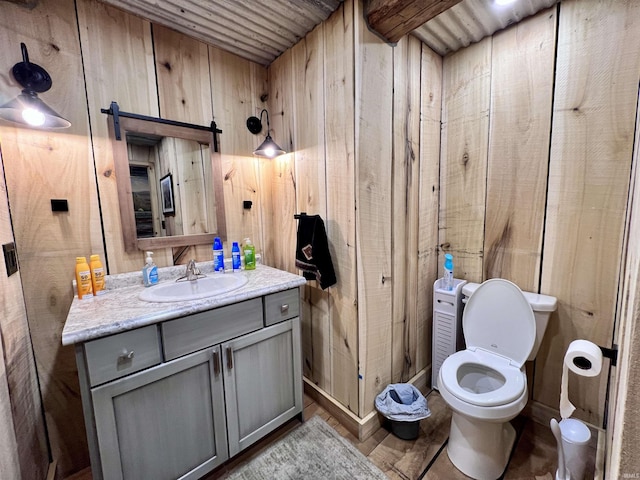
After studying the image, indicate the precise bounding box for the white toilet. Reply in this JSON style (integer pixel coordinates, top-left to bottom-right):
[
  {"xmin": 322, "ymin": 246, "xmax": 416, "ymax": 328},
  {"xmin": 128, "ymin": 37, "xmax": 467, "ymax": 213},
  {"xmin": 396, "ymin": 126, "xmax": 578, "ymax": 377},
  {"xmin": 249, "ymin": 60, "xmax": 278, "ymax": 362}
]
[{"xmin": 437, "ymin": 279, "xmax": 557, "ymax": 480}]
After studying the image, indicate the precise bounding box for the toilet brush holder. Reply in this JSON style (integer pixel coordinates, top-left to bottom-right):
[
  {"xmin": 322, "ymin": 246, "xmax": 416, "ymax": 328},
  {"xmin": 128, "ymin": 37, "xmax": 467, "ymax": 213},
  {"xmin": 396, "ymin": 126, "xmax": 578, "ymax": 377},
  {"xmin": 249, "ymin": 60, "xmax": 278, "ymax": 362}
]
[
  {"xmin": 559, "ymin": 418, "xmax": 591, "ymax": 480},
  {"xmin": 552, "ymin": 418, "xmax": 591, "ymax": 480}
]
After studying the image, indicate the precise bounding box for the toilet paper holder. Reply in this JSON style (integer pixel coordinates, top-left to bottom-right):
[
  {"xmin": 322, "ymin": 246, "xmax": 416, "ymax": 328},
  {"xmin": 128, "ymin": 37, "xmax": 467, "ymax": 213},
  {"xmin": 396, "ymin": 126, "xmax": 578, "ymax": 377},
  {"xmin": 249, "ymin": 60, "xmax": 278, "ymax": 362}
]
[{"xmin": 598, "ymin": 344, "xmax": 618, "ymax": 367}]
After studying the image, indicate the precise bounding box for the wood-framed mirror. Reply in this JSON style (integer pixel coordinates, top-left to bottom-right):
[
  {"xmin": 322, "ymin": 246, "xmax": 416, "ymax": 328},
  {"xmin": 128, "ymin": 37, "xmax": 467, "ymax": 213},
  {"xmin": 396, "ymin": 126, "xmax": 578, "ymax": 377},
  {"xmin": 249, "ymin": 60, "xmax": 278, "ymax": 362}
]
[{"xmin": 104, "ymin": 102, "xmax": 226, "ymax": 253}]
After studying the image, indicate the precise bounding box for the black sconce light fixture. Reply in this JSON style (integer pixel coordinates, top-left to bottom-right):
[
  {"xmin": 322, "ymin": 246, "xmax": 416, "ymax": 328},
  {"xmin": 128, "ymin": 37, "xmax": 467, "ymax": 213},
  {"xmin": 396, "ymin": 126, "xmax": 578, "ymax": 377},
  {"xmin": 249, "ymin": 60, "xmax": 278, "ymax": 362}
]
[
  {"xmin": 0, "ymin": 43, "xmax": 71, "ymax": 129},
  {"xmin": 246, "ymin": 109, "xmax": 285, "ymax": 158}
]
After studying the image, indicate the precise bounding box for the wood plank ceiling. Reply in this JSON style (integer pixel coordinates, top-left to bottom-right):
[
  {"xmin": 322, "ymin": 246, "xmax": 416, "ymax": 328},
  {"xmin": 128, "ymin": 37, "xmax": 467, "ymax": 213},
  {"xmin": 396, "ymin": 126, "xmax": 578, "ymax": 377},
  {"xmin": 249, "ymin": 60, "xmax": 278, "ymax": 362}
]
[{"xmin": 97, "ymin": 0, "xmax": 560, "ymax": 64}]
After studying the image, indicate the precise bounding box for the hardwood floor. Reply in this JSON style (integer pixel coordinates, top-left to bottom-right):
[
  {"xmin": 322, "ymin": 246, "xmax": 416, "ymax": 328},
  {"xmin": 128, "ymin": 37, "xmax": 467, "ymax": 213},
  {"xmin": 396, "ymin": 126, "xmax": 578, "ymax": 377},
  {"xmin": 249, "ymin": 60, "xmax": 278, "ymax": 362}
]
[
  {"xmin": 65, "ymin": 390, "xmax": 596, "ymax": 480},
  {"xmin": 208, "ymin": 390, "xmax": 596, "ymax": 480}
]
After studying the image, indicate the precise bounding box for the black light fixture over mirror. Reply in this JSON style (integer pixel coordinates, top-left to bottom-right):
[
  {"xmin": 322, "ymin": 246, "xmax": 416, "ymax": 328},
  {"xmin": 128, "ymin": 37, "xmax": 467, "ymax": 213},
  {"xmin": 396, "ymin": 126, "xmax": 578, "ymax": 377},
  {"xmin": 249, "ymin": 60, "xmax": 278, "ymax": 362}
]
[
  {"xmin": 0, "ymin": 43, "xmax": 71, "ymax": 129},
  {"xmin": 246, "ymin": 109, "xmax": 285, "ymax": 158}
]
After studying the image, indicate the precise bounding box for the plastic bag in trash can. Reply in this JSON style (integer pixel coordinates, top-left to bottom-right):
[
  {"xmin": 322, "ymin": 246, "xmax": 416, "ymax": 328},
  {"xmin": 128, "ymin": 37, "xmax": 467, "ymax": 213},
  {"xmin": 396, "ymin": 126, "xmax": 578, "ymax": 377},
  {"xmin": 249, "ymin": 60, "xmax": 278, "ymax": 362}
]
[{"xmin": 375, "ymin": 384, "xmax": 431, "ymax": 422}]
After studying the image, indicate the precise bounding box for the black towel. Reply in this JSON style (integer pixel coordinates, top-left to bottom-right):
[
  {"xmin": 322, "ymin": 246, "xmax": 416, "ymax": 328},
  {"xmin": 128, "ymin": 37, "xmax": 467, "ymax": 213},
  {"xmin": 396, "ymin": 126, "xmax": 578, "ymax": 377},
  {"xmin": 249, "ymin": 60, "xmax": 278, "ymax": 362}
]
[{"xmin": 295, "ymin": 215, "xmax": 337, "ymax": 289}]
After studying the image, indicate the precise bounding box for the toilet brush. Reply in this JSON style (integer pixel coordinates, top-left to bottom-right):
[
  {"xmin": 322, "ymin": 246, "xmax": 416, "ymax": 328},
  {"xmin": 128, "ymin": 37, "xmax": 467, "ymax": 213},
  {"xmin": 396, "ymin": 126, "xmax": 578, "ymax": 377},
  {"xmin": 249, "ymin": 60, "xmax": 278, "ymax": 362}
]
[{"xmin": 550, "ymin": 418, "xmax": 569, "ymax": 480}]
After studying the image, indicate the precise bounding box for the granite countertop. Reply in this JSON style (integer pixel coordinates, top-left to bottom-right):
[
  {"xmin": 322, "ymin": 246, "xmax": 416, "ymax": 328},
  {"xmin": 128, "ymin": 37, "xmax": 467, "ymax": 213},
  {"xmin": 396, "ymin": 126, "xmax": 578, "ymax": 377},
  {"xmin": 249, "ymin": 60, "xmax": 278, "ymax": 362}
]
[{"xmin": 62, "ymin": 263, "xmax": 306, "ymax": 346}]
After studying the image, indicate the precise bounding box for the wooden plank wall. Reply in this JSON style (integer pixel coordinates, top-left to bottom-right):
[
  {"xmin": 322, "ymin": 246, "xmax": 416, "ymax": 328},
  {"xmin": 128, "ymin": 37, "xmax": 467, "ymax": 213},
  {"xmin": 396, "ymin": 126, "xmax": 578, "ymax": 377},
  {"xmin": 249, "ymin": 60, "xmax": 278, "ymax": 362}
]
[
  {"xmin": 484, "ymin": 10, "xmax": 555, "ymax": 292},
  {"xmin": 440, "ymin": 37, "xmax": 491, "ymax": 282},
  {"xmin": 153, "ymin": 25, "xmax": 213, "ymax": 262},
  {"xmin": 0, "ymin": 149, "xmax": 22, "ymax": 480},
  {"xmin": 0, "ymin": 150, "xmax": 48, "ymax": 478},
  {"xmin": 0, "ymin": 0, "xmax": 268, "ymax": 477},
  {"xmin": 266, "ymin": 0, "xmax": 361, "ymax": 415},
  {"xmin": 607, "ymin": 83, "xmax": 640, "ymax": 479},
  {"xmin": 0, "ymin": 0, "xmax": 103, "ymax": 477},
  {"xmin": 322, "ymin": 0, "xmax": 359, "ymax": 415},
  {"xmin": 440, "ymin": 0, "xmax": 640, "ymax": 427},
  {"xmin": 391, "ymin": 35, "xmax": 422, "ymax": 383},
  {"xmin": 290, "ymin": 25, "xmax": 331, "ymax": 388},
  {"xmin": 354, "ymin": 6, "xmax": 393, "ymax": 416},
  {"xmin": 536, "ymin": 0, "xmax": 640, "ymax": 426},
  {"xmin": 267, "ymin": 0, "xmax": 442, "ymax": 419},
  {"xmin": 2, "ymin": 0, "xmax": 639, "ymax": 477},
  {"xmin": 208, "ymin": 46, "xmax": 267, "ymax": 264},
  {"xmin": 264, "ymin": 47, "xmax": 297, "ymax": 273},
  {"xmin": 77, "ymin": 0, "xmax": 162, "ymax": 272},
  {"xmin": 417, "ymin": 46, "xmax": 442, "ymax": 381}
]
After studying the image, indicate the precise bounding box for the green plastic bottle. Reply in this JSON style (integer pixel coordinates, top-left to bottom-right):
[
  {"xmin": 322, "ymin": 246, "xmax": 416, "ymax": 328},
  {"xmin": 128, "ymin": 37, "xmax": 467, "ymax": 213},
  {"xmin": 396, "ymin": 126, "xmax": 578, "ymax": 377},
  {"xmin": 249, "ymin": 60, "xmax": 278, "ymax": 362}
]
[{"xmin": 243, "ymin": 238, "xmax": 256, "ymax": 270}]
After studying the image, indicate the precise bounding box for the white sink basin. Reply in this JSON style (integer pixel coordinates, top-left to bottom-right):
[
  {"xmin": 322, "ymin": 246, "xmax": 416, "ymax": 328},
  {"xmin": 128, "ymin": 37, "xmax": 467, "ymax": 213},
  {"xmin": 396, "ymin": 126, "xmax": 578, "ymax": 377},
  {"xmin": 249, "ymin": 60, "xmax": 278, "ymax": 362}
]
[{"xmin": 139, "ymin": 274, "xmax": 248, "ymax": 303}]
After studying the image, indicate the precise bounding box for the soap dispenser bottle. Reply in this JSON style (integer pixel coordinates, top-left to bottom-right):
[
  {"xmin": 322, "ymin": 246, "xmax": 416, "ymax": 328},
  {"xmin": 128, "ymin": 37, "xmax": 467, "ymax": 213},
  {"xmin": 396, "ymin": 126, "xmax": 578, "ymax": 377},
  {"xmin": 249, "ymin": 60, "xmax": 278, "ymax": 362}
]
[
  {"xmin": 143, "ymin": 251, "xmax": 159, "ymax": 287},
  {"xmin": 243, "ymin": 238, "xmax": 256, "ymax": 270}
]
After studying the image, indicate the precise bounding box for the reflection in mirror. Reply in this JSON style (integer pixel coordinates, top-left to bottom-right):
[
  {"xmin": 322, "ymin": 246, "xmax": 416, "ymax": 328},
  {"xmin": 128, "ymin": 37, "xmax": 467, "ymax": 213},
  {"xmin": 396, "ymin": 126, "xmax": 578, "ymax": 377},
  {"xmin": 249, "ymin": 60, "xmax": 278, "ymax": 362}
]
[
  {"xmin": 105, "ymin": 106, "xmax": 226, "ymax": 253},
  {"xmin": 126, "ymin": 134, "xmax": 216, "ymax": 240}
]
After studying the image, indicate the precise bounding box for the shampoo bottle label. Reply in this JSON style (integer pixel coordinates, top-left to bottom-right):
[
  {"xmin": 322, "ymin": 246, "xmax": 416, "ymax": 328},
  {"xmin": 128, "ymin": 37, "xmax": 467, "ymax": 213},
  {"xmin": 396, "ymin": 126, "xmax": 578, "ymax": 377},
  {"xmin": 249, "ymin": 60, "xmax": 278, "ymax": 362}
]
[
  {"xmin": 78, "ymin": 269, "xmax": 93, "ymax": 298},
  {"xmin": 92, "ymin": 267, "xmax": 105, "ymax": 295}
]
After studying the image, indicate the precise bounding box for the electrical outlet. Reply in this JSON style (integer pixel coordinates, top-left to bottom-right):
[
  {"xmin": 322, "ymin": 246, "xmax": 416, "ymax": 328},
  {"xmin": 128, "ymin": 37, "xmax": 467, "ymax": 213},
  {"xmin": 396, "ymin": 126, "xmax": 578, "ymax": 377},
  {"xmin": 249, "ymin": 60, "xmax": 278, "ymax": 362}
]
[
  {"xmin": 51, "ymin": 199, "xmax": 69, "ymax": 212},
  {"xmin": 3, "ymin": 243, "xmax": 18, "ymax": 277}
]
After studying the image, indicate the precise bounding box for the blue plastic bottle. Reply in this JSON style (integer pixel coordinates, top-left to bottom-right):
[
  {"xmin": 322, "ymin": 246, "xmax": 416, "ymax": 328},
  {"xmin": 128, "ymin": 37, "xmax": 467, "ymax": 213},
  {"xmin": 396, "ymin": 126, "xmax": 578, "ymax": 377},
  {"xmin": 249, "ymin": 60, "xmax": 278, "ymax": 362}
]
[
  {"xmin": 232, "ymin": 242, "xmax": 241, "ymax": 272},
  {"xmin": 213, "ymin": 237, "xmax": 225, "ymax": 272},
  {"xmin": 143, "ymin": 251, "xmax": 159, "ymax": 287},
  {"xmin": 443, "ymin": 253, "xmax": 454, "ymax": 291}
]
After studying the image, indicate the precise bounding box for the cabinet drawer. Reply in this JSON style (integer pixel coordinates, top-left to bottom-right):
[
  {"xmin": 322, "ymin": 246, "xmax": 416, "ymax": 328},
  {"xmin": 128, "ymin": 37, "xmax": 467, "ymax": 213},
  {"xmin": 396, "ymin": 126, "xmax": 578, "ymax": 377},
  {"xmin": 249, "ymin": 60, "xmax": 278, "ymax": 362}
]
[
  {"xmin": 264, "ymin": 289, "xmax": 300, "ymax": 326},
  {"xmin": 433, "ymin": 291, "xmax": 456, "ymax": 316},
  {"xmin": 162, "ymin": 298, "xmax": 263, "ymax": 361},
  {"xmin": 84, "ymin": 325, "xmax": 161, "ymax": 387}
]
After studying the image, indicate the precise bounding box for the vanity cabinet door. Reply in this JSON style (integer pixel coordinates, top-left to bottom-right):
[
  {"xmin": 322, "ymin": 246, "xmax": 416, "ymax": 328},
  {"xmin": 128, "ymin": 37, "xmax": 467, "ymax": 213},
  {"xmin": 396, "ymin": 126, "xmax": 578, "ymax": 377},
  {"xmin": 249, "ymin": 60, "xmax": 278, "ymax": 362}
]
[
  {"xmin": 92, "ymin": 346, "xmax": 228, "ymax": 480},
  {"xmin": 222, "ymin": 317, "xmax": 303, "ymax": 457}
]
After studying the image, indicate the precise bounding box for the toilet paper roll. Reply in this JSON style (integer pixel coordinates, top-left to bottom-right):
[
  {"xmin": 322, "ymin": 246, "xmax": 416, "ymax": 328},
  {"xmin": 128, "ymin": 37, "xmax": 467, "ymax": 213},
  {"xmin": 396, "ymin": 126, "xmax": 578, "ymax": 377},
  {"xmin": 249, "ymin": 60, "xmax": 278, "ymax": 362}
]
[
  {"xmin": 565, "ymin": 340, "xmax": 603, "ymax": 377},
  {"xmin": 560, "ymin": 340, "xmax": 603, "ymax": 419}
]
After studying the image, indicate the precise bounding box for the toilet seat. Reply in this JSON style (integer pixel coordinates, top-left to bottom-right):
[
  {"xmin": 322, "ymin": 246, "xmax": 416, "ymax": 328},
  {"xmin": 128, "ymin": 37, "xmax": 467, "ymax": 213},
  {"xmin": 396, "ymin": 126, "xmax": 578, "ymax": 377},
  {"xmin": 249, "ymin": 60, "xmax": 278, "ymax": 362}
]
[{"xmin": 439, "ymin": 349, "xmax": 526, "ymax": 407}]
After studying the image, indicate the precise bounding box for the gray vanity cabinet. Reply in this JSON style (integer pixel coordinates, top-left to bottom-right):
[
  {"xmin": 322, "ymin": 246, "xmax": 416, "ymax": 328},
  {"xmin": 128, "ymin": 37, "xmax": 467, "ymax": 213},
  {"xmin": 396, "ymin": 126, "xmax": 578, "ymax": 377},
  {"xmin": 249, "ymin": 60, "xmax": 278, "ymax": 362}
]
[
  {"xmin": 91, "ymin": 346, "xmax": 228, "ymax": 480},
  {"xmin": 75, "ymin": 288, "xmax": 303, "ymax": 480},
  {"xmin": 223, "ymin": 317, "xmax": 302, "ymax": 457}
]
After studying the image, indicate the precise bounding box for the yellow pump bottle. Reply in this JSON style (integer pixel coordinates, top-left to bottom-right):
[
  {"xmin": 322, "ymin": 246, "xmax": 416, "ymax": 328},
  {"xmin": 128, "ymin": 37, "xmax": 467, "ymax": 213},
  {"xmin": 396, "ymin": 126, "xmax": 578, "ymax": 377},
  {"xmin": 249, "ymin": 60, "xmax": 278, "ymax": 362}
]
[
  {"xmin": 90, "ymin": 254, "xmax": 105, "ymax": 295},
  {"xmin": 75, "ymin": 257, "xmax": 93, "ymax": 299}
]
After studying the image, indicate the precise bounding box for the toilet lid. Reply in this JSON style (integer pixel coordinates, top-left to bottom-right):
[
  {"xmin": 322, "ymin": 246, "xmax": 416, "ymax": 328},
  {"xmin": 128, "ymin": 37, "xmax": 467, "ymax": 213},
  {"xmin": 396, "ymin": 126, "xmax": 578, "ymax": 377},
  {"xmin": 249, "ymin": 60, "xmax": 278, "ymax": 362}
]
[{"xmin": 463, "ymin": 279, "xmax": 535, "ymax": 368}]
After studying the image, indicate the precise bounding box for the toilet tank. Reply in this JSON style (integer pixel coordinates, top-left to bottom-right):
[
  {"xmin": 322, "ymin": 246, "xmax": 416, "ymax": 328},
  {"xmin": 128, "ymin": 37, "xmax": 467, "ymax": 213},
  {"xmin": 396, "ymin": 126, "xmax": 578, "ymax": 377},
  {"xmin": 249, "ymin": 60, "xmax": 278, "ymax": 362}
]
[{"xmin": 461, "ymin": 282, "xmax": 557, "ymax": 361}]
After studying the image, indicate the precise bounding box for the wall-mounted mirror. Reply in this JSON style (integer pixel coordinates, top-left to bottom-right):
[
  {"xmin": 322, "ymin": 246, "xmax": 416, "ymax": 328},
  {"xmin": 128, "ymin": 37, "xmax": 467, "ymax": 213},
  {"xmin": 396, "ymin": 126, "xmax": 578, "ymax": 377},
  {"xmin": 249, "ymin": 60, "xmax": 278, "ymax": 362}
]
[{"xmin": 104, "ymin": 103, "xmax": 226, "ymax": 253}]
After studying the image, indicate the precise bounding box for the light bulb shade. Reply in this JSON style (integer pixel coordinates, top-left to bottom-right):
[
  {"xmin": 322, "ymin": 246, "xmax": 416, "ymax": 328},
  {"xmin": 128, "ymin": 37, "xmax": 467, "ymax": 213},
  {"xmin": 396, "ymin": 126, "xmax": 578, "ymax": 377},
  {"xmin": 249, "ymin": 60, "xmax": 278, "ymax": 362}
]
[
  {"xmin": 253, "ymin": 134, "xmax": 286, "ymax": 158},
  {"xmin": 0, "ymin": 91, "xmax": 71, "ymax": 129}
]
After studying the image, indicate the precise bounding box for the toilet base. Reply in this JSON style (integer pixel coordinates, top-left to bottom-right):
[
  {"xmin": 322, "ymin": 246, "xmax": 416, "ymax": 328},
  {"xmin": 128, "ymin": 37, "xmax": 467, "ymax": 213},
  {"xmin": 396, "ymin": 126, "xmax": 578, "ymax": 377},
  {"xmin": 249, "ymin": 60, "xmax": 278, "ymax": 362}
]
[{"xmin": 447, "ymin": 412, "xmax": 516, "ymax": 480}]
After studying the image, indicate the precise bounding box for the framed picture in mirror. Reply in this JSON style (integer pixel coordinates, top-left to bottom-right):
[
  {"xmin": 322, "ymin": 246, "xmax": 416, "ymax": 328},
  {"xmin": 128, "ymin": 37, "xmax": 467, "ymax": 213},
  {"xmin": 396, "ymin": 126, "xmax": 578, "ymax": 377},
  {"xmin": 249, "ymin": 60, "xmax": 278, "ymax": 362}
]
[{"xmin": 160, "ymin": 173, "xmax": 175, "ymax": 216}]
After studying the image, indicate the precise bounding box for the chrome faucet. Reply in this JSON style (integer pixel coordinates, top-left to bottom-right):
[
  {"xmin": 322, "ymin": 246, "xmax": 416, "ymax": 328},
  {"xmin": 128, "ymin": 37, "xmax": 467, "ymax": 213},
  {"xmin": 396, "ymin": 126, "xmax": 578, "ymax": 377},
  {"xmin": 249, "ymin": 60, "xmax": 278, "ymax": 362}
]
[{"xmin": 177, "ymin": 259, "xmax": 203, "ymax": 282}]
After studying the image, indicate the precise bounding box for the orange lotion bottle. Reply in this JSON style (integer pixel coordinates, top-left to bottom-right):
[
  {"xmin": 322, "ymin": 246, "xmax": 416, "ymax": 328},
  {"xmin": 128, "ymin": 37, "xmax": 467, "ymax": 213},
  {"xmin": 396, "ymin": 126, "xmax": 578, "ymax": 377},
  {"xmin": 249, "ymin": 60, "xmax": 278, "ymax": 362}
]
[
  {"xmin": 75, "ymin": 257, "xmax": 93, "ymax": 299},
  {"xmin": 90, "ymin": 254, "xmax": 105, "ymax": 295}
]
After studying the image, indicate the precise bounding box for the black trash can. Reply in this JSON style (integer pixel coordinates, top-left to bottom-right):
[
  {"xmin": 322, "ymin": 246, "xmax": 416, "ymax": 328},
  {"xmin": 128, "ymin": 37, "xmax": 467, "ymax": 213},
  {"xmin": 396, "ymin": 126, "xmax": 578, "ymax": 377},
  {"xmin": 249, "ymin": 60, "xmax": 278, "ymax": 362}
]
[{"xmin": 375, "ymin": 384, "xmax": 431, "ymax": 440}]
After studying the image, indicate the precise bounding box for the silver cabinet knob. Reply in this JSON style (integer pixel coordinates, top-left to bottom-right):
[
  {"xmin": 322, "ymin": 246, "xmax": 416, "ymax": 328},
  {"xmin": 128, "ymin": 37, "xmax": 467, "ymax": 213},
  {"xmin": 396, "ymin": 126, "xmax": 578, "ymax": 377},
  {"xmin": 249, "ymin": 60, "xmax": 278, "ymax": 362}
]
[
  {"xmin": 280, "ymin": 304, "xmax": 289, "ymax": 314},
  {"xmin": 118, "ymin": 349, "xmax": 135, "ymax": 361}
]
